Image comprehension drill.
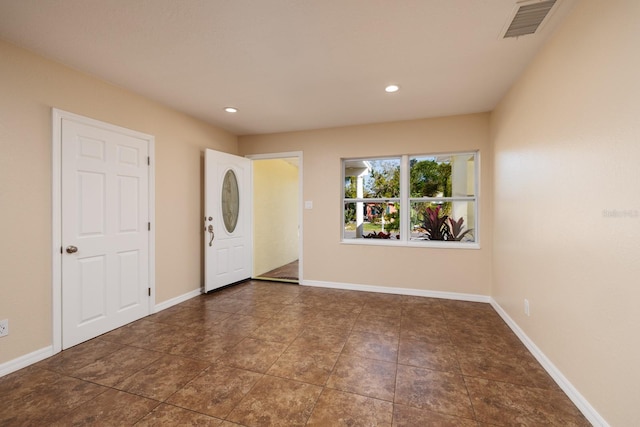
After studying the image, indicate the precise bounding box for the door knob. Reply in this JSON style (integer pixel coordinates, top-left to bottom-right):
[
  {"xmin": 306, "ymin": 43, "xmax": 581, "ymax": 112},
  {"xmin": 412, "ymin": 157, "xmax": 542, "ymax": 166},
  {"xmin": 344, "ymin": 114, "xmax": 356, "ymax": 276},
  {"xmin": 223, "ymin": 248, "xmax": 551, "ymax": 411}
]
[
  {"xmin": 207, "ymin": 225, "xmax": 215, "ymax": 247},
  {"xmin": 66, "ymin": 245, "xmax": 78, "ymax": 254}
]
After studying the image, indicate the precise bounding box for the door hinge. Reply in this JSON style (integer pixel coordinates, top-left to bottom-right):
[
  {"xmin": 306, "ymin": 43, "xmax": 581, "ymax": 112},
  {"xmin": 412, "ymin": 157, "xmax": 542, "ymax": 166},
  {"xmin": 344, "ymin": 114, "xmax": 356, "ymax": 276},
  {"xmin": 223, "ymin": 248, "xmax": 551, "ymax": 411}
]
[
  {"xmin": 148, "ymin": 287, "xmax": 151, "ymax": 297},
  {"xmin": 148, "ymin": 222, "xmax": 151, "ymax": 231},
  {"xmin": 147, "ymin": 156, "xmax": 150, "ymax": 165}
]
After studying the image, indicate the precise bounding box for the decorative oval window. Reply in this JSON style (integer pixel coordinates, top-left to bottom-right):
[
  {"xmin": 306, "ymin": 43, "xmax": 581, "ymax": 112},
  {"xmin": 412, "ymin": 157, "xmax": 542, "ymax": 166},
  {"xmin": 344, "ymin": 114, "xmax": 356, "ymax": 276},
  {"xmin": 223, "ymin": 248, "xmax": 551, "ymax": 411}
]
[{"xmin": 221, "ymin": 169, "xmax": 240, "ymax": 233}]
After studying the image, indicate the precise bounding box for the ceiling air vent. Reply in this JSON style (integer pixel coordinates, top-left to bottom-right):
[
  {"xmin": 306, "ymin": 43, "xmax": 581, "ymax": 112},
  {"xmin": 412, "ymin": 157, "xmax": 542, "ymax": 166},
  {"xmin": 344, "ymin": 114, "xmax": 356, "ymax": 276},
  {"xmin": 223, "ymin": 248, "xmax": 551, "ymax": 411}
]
[{"xmin": 502, "ymin": 0, "xmax": 557, "ymax": 38}]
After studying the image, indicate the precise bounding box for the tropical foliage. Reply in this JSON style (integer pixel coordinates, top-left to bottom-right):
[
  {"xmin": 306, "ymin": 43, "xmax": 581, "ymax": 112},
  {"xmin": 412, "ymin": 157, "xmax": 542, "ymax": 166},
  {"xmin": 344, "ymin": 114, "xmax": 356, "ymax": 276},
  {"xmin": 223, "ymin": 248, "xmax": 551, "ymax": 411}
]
[{"xmin": 419, "ymin": 206, "xmax": 473, "ymax": 241}]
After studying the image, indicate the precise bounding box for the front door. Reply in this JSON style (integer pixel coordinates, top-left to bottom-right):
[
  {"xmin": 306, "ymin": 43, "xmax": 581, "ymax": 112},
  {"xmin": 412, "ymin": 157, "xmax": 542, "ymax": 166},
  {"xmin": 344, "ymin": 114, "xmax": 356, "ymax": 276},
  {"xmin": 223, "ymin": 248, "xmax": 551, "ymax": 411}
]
[
  {"xmin": 61, "ymin": 115, "xmax": 152, "ymax": 349},
  {"xmin": 204, "ymin": 149, "xmax": 252, "ymax": 292}
]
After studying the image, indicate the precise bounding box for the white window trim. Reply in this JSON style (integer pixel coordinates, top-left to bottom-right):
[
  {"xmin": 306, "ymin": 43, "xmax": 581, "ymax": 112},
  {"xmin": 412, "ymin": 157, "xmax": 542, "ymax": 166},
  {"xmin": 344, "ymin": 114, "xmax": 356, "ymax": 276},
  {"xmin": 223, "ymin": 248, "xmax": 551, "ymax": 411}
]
[{"xmin": 341, "ymin": 151, "xmax": 480, "ymax": 249}]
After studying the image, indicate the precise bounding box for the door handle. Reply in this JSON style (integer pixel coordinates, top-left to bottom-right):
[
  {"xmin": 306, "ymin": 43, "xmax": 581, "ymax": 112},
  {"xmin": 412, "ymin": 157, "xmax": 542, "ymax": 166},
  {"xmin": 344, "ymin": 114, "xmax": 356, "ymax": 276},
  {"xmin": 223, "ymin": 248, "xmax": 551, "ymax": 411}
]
[
  {"xmin": 66, "ymin": 245, "xmax": 78, "ymax": 254},
  {"xmin": 207, "ymin": 225, "xmax": 215, "ymax": 247}
]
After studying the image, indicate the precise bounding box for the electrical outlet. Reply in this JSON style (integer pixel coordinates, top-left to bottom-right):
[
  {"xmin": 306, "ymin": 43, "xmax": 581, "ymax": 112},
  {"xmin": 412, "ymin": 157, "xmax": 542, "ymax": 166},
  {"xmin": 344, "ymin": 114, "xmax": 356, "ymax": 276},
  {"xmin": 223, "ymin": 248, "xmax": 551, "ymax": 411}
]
[
  {"xmin": 0, "ymin": 319, "xmax": 8, "ymax": 337},
  {"xmin": 524, "ymin": 299, "xmax": 530, "ymax": 317}
]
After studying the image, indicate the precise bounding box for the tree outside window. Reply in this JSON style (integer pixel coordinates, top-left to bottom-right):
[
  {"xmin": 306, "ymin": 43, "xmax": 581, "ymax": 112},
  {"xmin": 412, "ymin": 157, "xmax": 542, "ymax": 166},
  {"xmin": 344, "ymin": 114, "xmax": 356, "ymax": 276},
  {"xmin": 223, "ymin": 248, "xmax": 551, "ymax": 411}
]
[{"xmin": 343, "ymin": 152, "xmax": 477, "ymax": 245}]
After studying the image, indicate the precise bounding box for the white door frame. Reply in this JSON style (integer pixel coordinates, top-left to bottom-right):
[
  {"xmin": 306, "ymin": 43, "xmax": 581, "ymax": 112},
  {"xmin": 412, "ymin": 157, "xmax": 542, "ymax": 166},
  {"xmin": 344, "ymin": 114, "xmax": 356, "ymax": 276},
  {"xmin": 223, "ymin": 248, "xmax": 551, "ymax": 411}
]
[
  {"xmin": 51, "ymin": 108, "xmax": 155, "ymax": 354},
  {"xmin": 245, "ymin": 151, "xmax": 303, "ymax": 283}
]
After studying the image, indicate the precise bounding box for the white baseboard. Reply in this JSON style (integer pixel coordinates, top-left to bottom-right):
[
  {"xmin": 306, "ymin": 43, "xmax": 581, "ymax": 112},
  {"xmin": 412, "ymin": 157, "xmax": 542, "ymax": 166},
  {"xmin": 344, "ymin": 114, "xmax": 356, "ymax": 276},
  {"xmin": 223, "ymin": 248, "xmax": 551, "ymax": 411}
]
[
  {"xmin": 301, "ymin": 279, "xmax": 491, "ymax": 303},
  {"xmin": 490, "ymin": 299, "xmax": 608, "ymax": 427},
  {"xmin": 154, "ymin": 288, "xmax": 202, "ymax": 313},
  {"xmin": 0, "ymin": 346, "xmax": 54, "ymax": 377}
]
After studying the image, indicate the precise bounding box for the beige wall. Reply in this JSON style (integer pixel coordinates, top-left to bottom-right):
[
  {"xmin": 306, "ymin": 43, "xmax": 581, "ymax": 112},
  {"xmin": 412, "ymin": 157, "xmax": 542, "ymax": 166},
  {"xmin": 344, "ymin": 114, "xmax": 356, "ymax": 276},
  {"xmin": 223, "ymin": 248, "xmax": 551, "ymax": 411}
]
[
  {"xmin": 491, "ymin": 0, "xmax": 640, "ymax": 424},
  {"xmin": 0, "ymin": 40, "xmax": 237, "ymax": 364},
  {"xmin": 253, "ymin": 159, "xmax": 299, "ymax": 276},
  {"xmin": 240, "ymin": 114, "xmax": 493, "ymax": 295}
]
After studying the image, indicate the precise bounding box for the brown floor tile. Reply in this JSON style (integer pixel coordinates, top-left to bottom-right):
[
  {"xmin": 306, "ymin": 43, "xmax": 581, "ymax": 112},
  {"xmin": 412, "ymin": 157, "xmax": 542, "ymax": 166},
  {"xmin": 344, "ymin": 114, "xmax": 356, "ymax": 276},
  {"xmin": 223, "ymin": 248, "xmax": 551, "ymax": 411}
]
[
  {"xmin": 439, "ymin": 299, "xmax": 495, "ymax": 312},
  {"xmin": 402, "ymin": 295, "xmax": 444, "ymax": 309},
  {"xmin": 132, "ymin": 329, "xmax": 198, "ymax": 354},
  {"xmin": 288, "ymin": 324, "xmax": 351, "ymax": 353},
  {"xmin": 174, "ymin": 308, "xmax": 233, "ymax": 328},
  {"xmin": 145, "ymin": 304, "xmax": 188, "ymax": 324},
  {"xmin": 36, "ymin": 338, "xmax": 124, "ymax": 375},
  {"xmin": 518, "ymin": 350, "xmax": 561, "ymax": 391},
  {"xmin": 116, "ymin": 354, "xmax": 210, "ymax": 400},
  {"xmin": 147, "ymin": 304, "xmax": 233, "ymax": 328},
  {"xmin": 465, "ymin": 377, "xmax": 590, "ymax": 426},
  {"xmin": 74, "ymin": 345, "xmax": 163, "ymax": 387},
  {"xmin": 2, "ymin": 282, "xmax": 590, "ymax": 426},
  {"xmin": 100, "ymin": 319, "xmax": 167, "ymax": 344},
  {"xmin": 166, "ymin": 364, "xmax": 262, "ymax": 418},
  {"xmin": 354, "ymin": 312, "xmax": 401, "ymax": 336},
  {"xmin": 343, "ymin": 330, "xmax": 399, "ymax": 362},
  {"xmin": 267, "ymin": 346, "xmax": 340, "ymax": 386},
  {"xmin": 400, "ymin": 295, "xmax": 443, "ymax": 308},
  {"xmin": 0, "ymin": 376, "xmax": 107, "ymax": 425},
  {"xmin": 168, "ymin": 332, "xmax": 244, "ymax": 362},
  {"xmin": 205, "ymin": 313, "xmax": 267, "ymax": 336},
  {"xmin": 360, "ymin": 292, "xmax": 403, "ymax": 305},
  {"xmin": 442, "ymin": 301, "xmax": 508, "ymax": 325},
  {"xmin": 217, "ymin": 337, "xmax": 289, "ymax": 373},
  {"xmin": 272, "ymin": 303, "xmax": 320, "ymax": 322},
  {"xmin": 306, "ymin": 388, "xmax": 393, "ymax": 427},
  {"xmin": 395, "ymin": 364, "xmax": 474, "ymax": 419},
  {"xmin": 392, "ymin": 403, "xmax": 477, "ymax": 426},
  {"xmin": 227, "ymin": 375, "xmax": 323, "ymax": 427},
  {"xmin": 398, "ymin": 338, "xmax": 460, "ymax": 373},
  {"xmin": 457, "ymin": 344, "xmax": 549, "ymax": 388},
  {"xmin": 0, "ymin": 365, "xmax": 62, "ymax": 402},
  {"xmin": 400, "ymin": 317, "xmax": 451, "ymax": 344},
  {"xmin": 257, "ymin": 260, "xmax": 299, "ymax": 281},
  {"xmin": 401, "ymin": 305, "xmax": 446, "ymax": 323},
  {"xmin": 313, "ymin": 310, "xmax": 360, "ymax": 330},
  {"xmin": 250, "ymin": 317, "xmax": 306, "ymax": 343},
  {"xmin": 359, "ymin": 303, "xmax": 403, "ymax": 319},
  {"xmin": 237, "ymin": 301, "xmax": 287, "ymax": 318},
  {"xmin": 201, "ymin": 296, "xmax": 253, "ymax": 314},
  {"xmin": 51, "ymin": 388, "xmax": 158, "ymax": 426},
  {"xmin": 326, "ymin": 354, "xmax": 396, "ymax": 401},
  {"xmin": 447, "ymin": 317, "xmax": 515, "ymax": 343},
  {"xmin": 134, "ymin": 403, "xmax": 225, "ymax": 426},
  {"xmin": 449, "ymin": 325, "xmax": 524, "ymax": 354}
]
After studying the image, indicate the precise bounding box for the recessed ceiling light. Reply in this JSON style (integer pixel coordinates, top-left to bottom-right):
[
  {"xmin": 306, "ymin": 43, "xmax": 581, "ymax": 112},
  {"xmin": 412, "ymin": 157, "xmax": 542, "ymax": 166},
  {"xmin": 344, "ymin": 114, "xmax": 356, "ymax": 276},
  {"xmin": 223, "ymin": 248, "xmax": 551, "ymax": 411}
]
[
  {"xmin": 385, "ymin": 85, "xmax": 400, "ymax": 93},
  {"xmin": 224, "ymin": 107, "xmax": 238, "ymax": 113}
]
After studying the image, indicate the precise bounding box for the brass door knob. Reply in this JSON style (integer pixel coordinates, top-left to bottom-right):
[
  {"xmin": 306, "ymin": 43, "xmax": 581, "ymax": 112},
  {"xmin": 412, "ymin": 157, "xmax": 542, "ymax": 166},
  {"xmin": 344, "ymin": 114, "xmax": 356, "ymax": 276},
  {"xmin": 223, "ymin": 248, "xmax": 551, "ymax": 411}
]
[{"xmin": 66, "ymin": 245, "xmax": 78, "ymax": 254}]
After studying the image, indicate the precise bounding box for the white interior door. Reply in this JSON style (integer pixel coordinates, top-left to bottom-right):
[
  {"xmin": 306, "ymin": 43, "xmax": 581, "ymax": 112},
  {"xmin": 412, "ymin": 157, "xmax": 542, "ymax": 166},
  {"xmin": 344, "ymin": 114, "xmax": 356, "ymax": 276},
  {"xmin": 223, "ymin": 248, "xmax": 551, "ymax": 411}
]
[
  {"xmin": 204, "ymin": 149, "xmax": 252, "ymax": 292},
  {"xmin": 61, "ymin": 117, "xmax": 151, "ymax": 349}
]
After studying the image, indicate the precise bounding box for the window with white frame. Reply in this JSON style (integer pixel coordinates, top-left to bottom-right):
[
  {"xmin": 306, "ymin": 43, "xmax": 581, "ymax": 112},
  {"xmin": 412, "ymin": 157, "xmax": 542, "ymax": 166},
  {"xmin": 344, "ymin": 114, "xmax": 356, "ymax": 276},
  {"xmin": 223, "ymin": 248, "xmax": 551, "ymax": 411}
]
[{"xmin": 342, "ymin": 152, "xmax": 478, "ymax": 246}]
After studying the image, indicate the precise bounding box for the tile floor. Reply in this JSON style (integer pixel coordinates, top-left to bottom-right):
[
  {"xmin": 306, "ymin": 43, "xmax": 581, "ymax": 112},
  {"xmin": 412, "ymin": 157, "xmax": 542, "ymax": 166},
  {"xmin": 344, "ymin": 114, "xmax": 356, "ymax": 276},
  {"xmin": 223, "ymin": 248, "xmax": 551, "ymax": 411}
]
[
  {"xmin": 255, "ymin": 260, "xmax": 299, "ymax": 282},
  {"xmin": 0, "ymin": 281, "xmax": 590, "ymax": 426}
]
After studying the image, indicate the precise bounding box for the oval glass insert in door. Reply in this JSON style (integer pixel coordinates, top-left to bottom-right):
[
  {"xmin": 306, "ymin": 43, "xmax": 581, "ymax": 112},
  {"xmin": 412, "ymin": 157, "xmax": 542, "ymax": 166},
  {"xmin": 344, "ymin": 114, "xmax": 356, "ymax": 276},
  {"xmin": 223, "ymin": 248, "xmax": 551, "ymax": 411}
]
[{"xmin": 221, "ymin": 169, "xmax": 240, "ymax": 233}]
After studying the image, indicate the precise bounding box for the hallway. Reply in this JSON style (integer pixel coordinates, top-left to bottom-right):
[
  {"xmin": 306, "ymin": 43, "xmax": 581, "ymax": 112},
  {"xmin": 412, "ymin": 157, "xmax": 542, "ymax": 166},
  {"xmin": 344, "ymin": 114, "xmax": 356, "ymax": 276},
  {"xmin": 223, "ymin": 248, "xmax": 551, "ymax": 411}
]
[{"xmin": 255, "ymin": 260, "xmax": 299, "ymax": 283}]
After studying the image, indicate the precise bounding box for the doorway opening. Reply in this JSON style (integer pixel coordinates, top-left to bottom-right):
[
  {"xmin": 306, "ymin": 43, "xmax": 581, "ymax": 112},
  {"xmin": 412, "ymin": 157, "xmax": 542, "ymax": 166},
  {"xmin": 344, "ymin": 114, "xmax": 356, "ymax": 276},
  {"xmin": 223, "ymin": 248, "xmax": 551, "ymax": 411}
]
[{"xmin": 249, "ymin": 153, "xmax": 302, "ymax": 284}]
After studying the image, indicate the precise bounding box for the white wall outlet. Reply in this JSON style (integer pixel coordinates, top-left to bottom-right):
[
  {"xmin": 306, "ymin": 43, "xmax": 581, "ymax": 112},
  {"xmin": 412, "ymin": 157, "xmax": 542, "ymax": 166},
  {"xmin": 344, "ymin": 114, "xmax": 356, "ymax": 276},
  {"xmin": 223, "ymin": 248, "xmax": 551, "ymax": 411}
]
[
  {"xmin": 304, "ymin": 200, "xmax": 313, "ymax": 209},
  {"xmin": 524, "ymin": 299, "xmax": 530, "ymax": 317},
  {"xmin": 0, "ymin": 319, "xmax": 8, "ymax": 337}
]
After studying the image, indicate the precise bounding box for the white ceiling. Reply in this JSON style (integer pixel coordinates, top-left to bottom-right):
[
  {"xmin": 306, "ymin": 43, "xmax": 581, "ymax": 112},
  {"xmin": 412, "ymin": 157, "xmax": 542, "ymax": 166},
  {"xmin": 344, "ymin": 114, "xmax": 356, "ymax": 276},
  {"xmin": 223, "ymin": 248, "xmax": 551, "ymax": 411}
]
[{"xmin": 0, "ymin": 0, "xmax": 575, "ymax": 136}]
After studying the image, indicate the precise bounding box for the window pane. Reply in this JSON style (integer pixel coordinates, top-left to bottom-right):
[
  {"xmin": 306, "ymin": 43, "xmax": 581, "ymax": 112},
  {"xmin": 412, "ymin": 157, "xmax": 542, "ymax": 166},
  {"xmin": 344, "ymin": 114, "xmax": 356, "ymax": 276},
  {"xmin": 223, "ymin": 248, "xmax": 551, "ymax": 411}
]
[
  {"xmin": 410, "ymin": 201, "xmax": 475, "ymax": 242},
  {"xmin": 410, "ymin": 153, "xmax": 475, "ymax": 198},
  {"xmin": 344, "ymin": 158, "xmax": 400, "ymax": 199},
  {"xmin": 344, "ymin": 202, "xmax": 400, "ymax": 240}
]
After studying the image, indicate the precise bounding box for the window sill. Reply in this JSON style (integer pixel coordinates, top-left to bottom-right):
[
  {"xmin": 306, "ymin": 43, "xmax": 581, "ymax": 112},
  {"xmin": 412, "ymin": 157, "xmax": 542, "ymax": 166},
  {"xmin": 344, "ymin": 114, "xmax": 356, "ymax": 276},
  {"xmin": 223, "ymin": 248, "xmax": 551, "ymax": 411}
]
[{"xmin": 340, "ymin": 239, "xmax": 481, "ymax": 250}]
